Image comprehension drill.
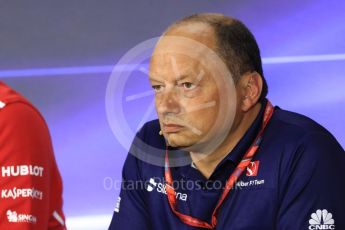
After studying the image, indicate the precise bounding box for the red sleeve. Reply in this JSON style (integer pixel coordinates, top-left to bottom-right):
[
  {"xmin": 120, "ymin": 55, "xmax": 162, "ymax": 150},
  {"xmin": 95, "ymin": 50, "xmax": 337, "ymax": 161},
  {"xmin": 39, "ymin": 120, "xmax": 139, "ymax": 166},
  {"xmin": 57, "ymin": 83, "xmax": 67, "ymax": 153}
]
[{"xmin": 0, "ymin": 102, "xmax": 65, "ymax": 230}]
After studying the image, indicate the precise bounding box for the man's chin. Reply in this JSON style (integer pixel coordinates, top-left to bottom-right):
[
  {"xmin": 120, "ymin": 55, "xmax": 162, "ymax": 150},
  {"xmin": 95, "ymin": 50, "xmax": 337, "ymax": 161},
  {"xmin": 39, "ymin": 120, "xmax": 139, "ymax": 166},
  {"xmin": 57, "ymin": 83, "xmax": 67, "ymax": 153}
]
[
  {"xmin": 166, "ymin": 140, "xmax": 192, "ymax": 149},
  {"xmin": 167, "ymin": 138, "xmax": 218, "ymax": 153},
  {"xmin": 165, "ymin": 135, "xmax": 195, "ymax": 148},
  {"xmin": 166, "ymin": 136, "xmax": 201, "ymax": 150}
]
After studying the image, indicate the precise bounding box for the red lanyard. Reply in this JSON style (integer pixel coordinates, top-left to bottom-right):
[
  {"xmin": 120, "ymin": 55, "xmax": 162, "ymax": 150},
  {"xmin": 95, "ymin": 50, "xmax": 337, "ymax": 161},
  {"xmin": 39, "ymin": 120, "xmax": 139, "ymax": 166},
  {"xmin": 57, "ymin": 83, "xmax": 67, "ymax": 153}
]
[{"xmin": 164, "ymin": 100, "xmax": 274, "ymax": 229}]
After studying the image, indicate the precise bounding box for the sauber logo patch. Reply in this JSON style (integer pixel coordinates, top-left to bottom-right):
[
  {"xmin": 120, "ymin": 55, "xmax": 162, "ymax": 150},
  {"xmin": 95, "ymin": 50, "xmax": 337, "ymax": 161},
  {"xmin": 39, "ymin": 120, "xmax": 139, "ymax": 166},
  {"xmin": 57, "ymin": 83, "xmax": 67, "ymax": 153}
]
[{"xmin": 246, "ymin": 161, "xmax": 260, "ymax": 177}]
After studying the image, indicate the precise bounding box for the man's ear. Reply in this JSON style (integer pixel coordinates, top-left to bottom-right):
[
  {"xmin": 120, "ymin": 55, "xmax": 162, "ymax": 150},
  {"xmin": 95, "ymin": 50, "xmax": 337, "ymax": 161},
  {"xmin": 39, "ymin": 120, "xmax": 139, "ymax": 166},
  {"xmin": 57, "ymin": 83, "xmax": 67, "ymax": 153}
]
[{"xmin": 239, "ymin": 72, "xmax": 263, "ymax": 112}]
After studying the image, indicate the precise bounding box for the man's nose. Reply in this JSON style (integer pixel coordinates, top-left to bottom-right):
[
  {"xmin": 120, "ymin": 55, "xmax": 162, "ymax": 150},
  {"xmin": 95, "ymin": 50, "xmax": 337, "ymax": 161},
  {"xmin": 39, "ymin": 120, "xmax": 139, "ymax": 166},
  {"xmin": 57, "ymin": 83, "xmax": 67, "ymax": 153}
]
[{"xmin": 156, "ymin": 88, "xmax": 181, "ymax": 115}]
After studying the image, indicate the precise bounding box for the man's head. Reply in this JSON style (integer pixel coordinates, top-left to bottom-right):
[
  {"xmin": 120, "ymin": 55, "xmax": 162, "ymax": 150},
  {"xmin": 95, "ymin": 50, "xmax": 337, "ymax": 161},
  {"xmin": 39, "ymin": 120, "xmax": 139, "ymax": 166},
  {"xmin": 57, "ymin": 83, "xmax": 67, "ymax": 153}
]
[{"xmin": 149, "ymin": 13, "xmax": 267, "ymax": 151}]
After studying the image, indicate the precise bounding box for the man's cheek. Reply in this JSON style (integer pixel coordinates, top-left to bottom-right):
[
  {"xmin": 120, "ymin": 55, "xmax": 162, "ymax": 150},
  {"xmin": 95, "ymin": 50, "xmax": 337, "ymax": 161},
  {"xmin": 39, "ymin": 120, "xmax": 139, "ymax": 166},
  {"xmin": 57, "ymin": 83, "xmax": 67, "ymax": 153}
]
[{"xmin": 190, "ymin": 116, "xmax": 210, "ymax": 132}]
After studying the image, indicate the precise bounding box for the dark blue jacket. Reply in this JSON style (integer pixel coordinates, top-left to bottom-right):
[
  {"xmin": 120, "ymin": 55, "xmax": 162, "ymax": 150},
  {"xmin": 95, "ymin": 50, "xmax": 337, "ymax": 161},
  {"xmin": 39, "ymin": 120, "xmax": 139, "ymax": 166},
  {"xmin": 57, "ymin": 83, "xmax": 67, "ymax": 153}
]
[{"xmin": 109, "ymin": 100, "xmax": 345, "ymax": 229}]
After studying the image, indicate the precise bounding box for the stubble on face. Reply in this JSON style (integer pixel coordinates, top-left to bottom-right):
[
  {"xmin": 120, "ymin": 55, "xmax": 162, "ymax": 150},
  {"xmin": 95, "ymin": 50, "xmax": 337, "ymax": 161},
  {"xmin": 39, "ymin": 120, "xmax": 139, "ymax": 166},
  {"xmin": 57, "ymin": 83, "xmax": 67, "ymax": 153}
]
[{"xmin": 149, "ymin": 23, "xmax": 235, "ymax": 151}]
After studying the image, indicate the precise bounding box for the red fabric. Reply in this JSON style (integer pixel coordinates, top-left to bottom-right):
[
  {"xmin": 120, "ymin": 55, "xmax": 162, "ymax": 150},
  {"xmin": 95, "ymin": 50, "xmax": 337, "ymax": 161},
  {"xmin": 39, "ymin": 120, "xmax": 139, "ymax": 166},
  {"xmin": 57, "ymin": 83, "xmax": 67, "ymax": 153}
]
[{"xmin": 0, "ymin": 81, "xmax": 65, "ymax": 229}]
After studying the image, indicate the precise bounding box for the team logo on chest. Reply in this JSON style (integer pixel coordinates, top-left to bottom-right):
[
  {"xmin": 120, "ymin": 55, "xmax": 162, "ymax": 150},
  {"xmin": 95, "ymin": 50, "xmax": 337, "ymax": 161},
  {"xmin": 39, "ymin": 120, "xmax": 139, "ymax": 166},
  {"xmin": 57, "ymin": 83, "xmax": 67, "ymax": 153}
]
[
  {"xmin": 146, "ymin": 178, "xmax": 188, "ymax": 202},
  {"xmin": 246, "ymin": 161, "xmax": 260, "ymax": 177}
]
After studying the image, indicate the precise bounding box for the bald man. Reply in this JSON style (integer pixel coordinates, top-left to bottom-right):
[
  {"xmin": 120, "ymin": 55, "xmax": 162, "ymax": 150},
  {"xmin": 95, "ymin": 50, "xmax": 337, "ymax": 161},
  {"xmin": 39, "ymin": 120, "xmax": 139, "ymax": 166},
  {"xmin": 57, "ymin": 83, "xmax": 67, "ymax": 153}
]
[{"xmin": 109, "ymin": 14, "xmax": 345, "ymax": 229}]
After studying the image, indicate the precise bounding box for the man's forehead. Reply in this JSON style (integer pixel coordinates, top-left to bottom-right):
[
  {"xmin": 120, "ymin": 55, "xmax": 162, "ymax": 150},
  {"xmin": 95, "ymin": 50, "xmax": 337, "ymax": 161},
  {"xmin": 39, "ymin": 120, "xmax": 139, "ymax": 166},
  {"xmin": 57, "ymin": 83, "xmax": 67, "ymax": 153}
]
[
  {"xmin": 149, "ymin": 54, "xmax": 204, "ymax": 80},
  {"xmin": 149, "ymin": 22, "xmax": 220, "ymax": 80},
  {"xmin": 150, "ymin": 53, "xmax": 201, "ymax": 69}
]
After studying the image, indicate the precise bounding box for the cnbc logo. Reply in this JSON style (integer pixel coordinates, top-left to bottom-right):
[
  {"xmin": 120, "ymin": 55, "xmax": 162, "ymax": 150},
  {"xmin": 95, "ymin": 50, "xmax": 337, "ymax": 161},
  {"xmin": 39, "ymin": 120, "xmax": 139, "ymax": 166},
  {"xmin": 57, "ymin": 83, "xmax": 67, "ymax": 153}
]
[{"xmin": 309, "ymin": 209, "xmax": 335, "ymax": 230}]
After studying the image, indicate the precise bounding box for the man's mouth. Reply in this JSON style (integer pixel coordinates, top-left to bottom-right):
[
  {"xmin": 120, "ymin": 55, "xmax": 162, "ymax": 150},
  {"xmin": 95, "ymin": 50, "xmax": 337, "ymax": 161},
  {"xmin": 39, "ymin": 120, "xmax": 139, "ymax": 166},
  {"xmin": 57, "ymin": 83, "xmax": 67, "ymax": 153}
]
[{"xmin": 163, "ymin": 123, "xmax": 184, "ymax": 133}]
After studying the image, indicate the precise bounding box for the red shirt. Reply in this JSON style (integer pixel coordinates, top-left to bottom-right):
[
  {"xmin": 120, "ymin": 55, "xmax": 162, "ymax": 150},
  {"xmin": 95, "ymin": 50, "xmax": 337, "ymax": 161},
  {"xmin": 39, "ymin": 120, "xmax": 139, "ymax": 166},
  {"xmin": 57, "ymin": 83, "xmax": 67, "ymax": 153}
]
[{"xmin": 0, "ymin": 81, "xmax": 65, "ymax": 229}]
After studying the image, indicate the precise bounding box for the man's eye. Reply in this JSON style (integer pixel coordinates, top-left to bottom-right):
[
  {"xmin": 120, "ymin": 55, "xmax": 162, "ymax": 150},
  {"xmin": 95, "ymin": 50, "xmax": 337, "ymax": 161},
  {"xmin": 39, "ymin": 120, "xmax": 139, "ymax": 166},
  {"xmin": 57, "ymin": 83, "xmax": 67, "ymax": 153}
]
[
  {"xmin": 152, "ymin": 85, "xmax": 164, "ymax": 92},
  {"xmin": 181, "ymin": 82, "xmax": 196, "ymax": 90}
]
